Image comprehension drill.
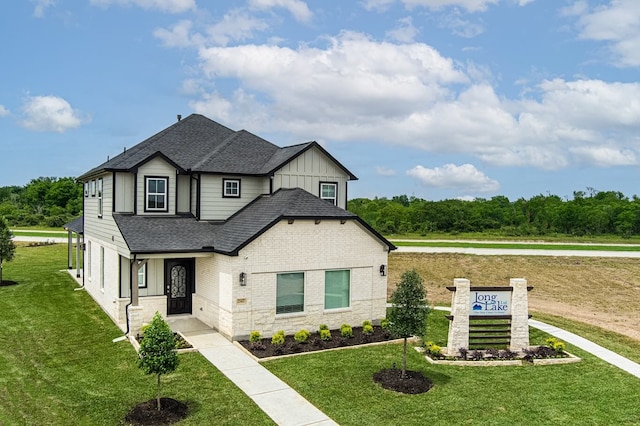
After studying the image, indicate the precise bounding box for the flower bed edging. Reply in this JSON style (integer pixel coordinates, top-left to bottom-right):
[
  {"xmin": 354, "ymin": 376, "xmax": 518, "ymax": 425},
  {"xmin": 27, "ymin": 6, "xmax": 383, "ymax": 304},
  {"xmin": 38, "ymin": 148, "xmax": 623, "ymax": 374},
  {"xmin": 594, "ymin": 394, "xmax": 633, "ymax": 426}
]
[{"xmin": 418, "ymin": 347, "xmax": 581, "ymax": 366}]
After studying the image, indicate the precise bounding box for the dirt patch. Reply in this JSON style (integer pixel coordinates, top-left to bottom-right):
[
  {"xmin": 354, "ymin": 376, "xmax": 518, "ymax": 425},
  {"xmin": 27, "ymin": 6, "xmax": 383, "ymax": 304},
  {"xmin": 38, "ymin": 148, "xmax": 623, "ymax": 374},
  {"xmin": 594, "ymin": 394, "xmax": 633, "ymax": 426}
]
[
  {"xmin": 389, "ymin": 253, "xmax": 640, "ymax": 341},
  {"xmin": 124, "ymin": 397, "xmax": 188, "ymax": 425},
  {"xmin": 373, "ymin": 369, "xmax": 433, "ymax": 394}
]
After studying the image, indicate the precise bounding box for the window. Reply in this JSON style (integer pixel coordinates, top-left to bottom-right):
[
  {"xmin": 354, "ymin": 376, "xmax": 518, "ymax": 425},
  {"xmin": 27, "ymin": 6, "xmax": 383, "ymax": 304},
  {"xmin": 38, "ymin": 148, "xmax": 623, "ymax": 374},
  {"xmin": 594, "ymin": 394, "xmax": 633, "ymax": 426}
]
[
  {"xmin": 276, "ymin": 272, "xmax": 304, "ymax": 314},
  {"xmin": 145, "ymin": 177, "xmax": 168, "ymax": 212},
  {"xmin": 320, "ymin": 182, "xmax": 337, "ymax": 205},
  {"xmin": 87, "ymin": 241, "xmax": 92, "ymax": 278},
  {"xmin": 223, "ymin": 179, "xmax": 241, "ymax": 198},
  {"xmin": 97, "ymin": 178, "xmax": 103, "ymax": 218},
  {"xmin": 99, "ymin": 246, "xmax": 104, "ymax": 291},
  {"xmin": 325, "ymin": 270, "xmax": 350, "ymax": 309},
  {"xmin": 84, "ymin": 182, "xmax": 89, "ymax": 197},
  {"xmin": 138, "ymin": 263, "xmax": 147, "ymax": 288},
  {"xmin": 90, "ymin": 180, "xmax": 96, "ymax": 197}
]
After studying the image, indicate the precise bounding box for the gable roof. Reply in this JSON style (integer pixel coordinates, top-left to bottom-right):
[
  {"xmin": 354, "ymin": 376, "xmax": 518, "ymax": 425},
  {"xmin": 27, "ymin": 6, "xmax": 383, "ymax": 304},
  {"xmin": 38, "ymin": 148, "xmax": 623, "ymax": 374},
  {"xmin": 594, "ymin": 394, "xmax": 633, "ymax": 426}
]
[
  {"xmin": 112, "ymin": 188, "xmax": 394, "ymax": 255},
  {"xmin": 79, "ymin": 114, "xmax": 357, "ymax": 180}
]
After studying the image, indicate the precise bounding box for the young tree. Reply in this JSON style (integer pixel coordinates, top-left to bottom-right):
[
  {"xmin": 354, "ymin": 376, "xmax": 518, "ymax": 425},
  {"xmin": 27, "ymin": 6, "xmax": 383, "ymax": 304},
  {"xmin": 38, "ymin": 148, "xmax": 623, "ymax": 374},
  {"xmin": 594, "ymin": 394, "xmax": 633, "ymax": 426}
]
[
  {"xmin": 0, "ymin": 217, "xmax": 16, "ymax": 283},
  {"xmin": 137, "ymin": 312, "xmax": 179, "ymax": 410},
  {"xmin": 388, "ymin": 269, "xmax": 428, "ymax": 378}
]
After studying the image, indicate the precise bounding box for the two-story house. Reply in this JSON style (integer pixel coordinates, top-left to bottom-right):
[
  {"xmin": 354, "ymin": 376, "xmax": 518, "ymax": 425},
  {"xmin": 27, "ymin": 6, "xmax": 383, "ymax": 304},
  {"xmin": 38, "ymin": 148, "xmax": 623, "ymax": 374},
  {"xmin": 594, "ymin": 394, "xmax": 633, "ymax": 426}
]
[{"xmin": 78, "ymin": 114, "xmax": 395, "ymax": 340}]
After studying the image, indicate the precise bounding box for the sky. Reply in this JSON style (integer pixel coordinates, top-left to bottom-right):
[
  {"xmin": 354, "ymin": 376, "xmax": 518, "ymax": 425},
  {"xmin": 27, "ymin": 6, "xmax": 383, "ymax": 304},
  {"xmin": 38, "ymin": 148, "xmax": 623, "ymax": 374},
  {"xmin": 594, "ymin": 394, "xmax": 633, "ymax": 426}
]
[{"xmin": 1, "ymin": 0, "xmax": 640, "ymax": 201}]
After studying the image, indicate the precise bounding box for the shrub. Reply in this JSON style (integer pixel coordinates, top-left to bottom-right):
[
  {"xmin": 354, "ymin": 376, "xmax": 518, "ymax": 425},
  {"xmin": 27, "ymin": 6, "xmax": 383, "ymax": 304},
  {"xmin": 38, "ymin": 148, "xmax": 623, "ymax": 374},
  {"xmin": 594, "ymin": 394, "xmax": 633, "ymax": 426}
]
[
  {"xmin": 271, "ymin": 330, "xmax": 285, "ymax": 346},
  {"xmin": 249, "ymin": 331, "xmax": 261, "ymax": 343},
  {"xmin": 499, "ymin": 349, "xmax": 518, "ymax": 360},
  {"xmin": 318, "ymin": 324, "xmax": 329, "ymax": 332},
  {"xmin": 294, "ymin": 329, "xmax": 311, "ymax": 343},
  {"xmin": 486, "ymin": 348, "xmax": 500, "ymax": 358},
  {"xmin": 545, "ymin": 337, "xmax": 566, "ymax": 353},
  {"xmin": 362, "ymin": 320, "xmax": 372, "ymax": 328},
  {"xmin": 380, "ymin": 318, "xmax": 390, "ymax": 329},
  {"xmin": 340, "ymin": 323, "xmax": 353, "ymax": 338},
  {"xmin": 458, "ymin": 347, "xmax": 469, "ymax": 360},
  {"xmin": 424, "ymin": 341, "xmax": 442, "ymax": 358},
  {"xmin": 470, "ymin": 349, "xmax": 483, "ymax": 361},
  {"xmin": 319, "ymin": 328, "xmax": 332, "ymax": 341},
  {"xmin": 362, "ymin": 324, "xmax": 374, "ymax": 335}
]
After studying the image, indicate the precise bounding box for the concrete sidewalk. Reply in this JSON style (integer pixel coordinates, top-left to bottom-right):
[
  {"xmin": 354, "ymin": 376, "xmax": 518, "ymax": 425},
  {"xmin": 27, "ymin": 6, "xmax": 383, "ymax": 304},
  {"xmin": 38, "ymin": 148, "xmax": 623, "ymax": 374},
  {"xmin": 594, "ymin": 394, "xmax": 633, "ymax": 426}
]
[
  {"xmin": 180, "ymin": 327, "xmax": 338, "ymax": 426},
  {"xmin": 529, "ymin": 319, "xmax": 640, "ymax": 379}
]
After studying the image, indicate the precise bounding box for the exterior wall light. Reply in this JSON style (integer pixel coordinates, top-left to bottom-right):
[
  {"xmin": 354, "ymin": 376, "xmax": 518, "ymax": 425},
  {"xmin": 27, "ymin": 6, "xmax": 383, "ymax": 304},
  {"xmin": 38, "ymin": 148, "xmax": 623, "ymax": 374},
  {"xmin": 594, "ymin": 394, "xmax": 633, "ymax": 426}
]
[
  {"xmin": 240, "ymin": 272, "xmax": 247, "ymax": 286},
  {"xmin": 379, "ymin": 265, "xmax": 386, "ymax": 276}
]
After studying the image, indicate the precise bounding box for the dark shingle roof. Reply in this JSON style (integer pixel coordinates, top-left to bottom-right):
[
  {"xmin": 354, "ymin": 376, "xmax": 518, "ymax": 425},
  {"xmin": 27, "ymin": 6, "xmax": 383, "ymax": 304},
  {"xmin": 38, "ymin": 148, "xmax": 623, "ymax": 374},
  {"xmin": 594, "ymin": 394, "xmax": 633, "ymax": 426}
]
[
  {"xmin": 79, "ymin": 114, "xmax": 357, "ymax": 180},
  {"xmin": 112, "ymin": 188, "xmax": 394, "ymax": 255},
  {"xmin": 63, "ymin": 216, "xmax": 83, "ymax": 234}
]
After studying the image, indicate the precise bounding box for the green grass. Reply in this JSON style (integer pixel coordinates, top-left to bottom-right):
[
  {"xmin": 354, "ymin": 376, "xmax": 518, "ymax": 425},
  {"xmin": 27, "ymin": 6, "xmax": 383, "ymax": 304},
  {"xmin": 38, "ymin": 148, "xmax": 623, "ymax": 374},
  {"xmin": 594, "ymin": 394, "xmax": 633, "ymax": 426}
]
[
  {"xmin": 387, "ymin": 231, "xmax": 640, "ymax": 245},
  {"xmin": 391, "ymin": 240, "xmax": 640, "ymax": 251},
  {"xmin": 0, "ymin": 244, "xmax": 274, "ymax": 425},
  {"xmin": 11, "ymin": 229, "xmax": 68, "ymax": 238},
  {"xmin": 264, "ymin": 310, "xmax": 640, "ymax": 426}
]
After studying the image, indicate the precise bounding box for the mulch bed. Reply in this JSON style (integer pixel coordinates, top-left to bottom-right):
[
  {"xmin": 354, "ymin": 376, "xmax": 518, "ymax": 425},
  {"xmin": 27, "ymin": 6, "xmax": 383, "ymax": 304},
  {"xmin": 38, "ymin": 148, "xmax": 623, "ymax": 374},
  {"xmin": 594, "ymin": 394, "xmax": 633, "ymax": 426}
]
[
  {"xmin": 0, "ymin": 280, "xmax": 17, "ymax": 287},
  {"xmin": 239, "ymin": 326, "xmax": 393, "ymax": 358},
  {"xmin": 373, "ymin": 369, "xmax": 433, "ymax": 394},
  {"xmin": 125, "ymin": 397, "xmax": 188, "ymax": 426}
]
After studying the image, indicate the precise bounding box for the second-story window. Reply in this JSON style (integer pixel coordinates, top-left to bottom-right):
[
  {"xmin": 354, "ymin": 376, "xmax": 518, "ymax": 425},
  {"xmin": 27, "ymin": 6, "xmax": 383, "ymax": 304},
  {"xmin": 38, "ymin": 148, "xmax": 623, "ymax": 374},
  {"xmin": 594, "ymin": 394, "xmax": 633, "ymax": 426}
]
[
  {"xmin": 97, "ymin": 178, "xmax": 103, "ymax": 218},
  {"xmin": 145, "ymin": 177, "xmax": 168, "ymax": 212},
  {"xmin": 320, "ymin": 182, "xmax": 337, "ymax": 205},
  {"xmin": 223, "ymin": 179, "xmax": 241, "ymax": 198}
]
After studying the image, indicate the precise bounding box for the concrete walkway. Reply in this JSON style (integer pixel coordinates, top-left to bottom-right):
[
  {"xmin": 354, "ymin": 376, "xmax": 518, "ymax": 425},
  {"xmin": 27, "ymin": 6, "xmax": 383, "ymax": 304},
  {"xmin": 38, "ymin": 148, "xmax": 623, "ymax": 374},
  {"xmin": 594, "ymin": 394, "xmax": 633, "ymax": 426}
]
[
  {"xmin": 174, "ymin": 321, "xmax": 337, "ymax": 426},
  {"xmin": 433, "ymin": 306, "xmax": 640, "ymax": 379}
]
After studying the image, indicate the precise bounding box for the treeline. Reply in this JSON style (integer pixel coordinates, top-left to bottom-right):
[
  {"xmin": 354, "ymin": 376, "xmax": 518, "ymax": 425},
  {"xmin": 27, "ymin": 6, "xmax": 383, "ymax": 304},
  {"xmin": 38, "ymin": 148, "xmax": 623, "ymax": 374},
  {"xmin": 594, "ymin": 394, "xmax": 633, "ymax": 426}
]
[
  {"xmin": 348, "ymin": 190, "xmax": 640, "ymax": 238},
  {"xmin": 0, "ymin": 177, "xmax": 82, "ymax": 227}
]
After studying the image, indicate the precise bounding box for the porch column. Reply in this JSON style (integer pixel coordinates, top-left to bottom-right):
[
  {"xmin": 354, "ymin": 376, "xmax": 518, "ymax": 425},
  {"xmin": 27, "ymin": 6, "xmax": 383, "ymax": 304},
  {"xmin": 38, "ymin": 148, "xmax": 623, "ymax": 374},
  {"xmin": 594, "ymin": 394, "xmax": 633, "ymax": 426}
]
[
  {"xmin": 131, "ymin": 259, "xmax": 139, "ymax": 306},
  {"xmin": 67, "ymin": 230, "xmax": 73, "ymax": 269},
  {"xmin": 75, "ymin": 233, "xmax": 81, "ymax": 278}
]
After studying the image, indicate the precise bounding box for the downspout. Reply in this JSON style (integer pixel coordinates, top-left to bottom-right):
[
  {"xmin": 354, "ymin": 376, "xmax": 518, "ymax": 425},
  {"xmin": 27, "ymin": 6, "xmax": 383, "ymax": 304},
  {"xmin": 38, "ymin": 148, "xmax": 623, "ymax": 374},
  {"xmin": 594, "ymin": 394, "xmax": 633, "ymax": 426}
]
[{"xmin": 124, "ymin": 254, "xmax": 136, "ymax": 337}]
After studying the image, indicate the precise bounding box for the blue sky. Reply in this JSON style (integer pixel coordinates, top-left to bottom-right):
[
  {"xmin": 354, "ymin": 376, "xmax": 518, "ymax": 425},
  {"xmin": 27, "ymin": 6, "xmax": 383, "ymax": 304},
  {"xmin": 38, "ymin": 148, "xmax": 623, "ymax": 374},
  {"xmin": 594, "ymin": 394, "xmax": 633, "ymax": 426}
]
[{"xmin": 1, "ymin": 0, "xmax": 639, "ymax": 201}]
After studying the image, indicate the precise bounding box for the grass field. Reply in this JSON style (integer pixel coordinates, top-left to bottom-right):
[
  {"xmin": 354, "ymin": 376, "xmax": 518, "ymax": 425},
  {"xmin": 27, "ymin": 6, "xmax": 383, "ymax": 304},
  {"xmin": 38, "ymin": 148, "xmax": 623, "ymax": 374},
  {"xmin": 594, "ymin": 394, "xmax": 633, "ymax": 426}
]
[
  {"xmin": 264, "ymin": 310, "xmax": 640, "ymax": 425},
  {"xmin": 391, "ymin": 240, "xmax": 640, "ymax": 251},
  {"xmin": 0, "ymin": 244, "xmax": 274, "ymax": 425}
]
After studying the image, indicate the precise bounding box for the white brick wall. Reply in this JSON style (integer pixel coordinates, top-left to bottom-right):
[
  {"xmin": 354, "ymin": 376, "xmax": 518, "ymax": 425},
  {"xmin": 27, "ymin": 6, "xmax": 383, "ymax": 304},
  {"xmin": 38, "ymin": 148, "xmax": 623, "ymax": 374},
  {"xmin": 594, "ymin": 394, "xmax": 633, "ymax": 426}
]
[{"xmin": 194, "ymin": 219, "xmax": 389, "ymax": 340}]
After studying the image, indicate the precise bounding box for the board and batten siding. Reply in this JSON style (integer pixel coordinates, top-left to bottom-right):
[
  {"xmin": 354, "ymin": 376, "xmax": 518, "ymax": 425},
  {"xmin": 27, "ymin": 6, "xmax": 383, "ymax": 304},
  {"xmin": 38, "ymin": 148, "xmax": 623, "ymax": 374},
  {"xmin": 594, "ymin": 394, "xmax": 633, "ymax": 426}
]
[
  {"xmin": 199, "ymin": 175, "xmax": 269, "ymax": 221},
  {"xmin": 114, "ymin": 172, "xmax": 134, "ymax": 213},
  {"xmin": 176, "ymin": 174, "xmax": 190, "ymax": 214},
  {"xmin": 119, "ymin": 257, "xmax": 166, "ymax": 298},
  {"xmin": 136, "ymin": 157, "xmax": 177, "ymax": 215},
  {"xmin": 272, "ymin": 146, "xmax": 350, "ymax": 209}
]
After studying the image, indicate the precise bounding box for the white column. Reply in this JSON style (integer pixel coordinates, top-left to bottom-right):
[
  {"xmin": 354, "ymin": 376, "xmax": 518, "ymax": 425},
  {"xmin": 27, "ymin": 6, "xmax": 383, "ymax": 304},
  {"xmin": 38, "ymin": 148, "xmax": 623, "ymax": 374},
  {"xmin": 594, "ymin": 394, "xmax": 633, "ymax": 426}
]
[
  {"xmin": 446, "ymin": 278, "xmax": 471, "ymax": 356},
  {"xmin": 509, "ymin": 278, "xmax": 530, "ymax": 351}
]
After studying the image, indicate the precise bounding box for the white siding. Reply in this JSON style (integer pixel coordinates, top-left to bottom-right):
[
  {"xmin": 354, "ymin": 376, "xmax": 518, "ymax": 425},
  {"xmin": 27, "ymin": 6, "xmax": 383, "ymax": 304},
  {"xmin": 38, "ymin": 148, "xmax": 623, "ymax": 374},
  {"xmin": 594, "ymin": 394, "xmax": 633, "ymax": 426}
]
[
  {"xmin": 114, "ymin": 172, "xmax": 134, "ymax": 213},
  {"xmin": 83, "ymin": 238, "xmax": 122, "ymax": 325},
  {"xmin": 273, "ymin": 146, "xmax": 350, "ymax": 209},
  {"xmin": 120, "ymin": 257, "xmax": 166, "ymax": 298},
  {"xmin": 190, "ymin": 176, "xmax": 198, "ymax": 216},
  {"xmin": 136, "ymin": 157, "xmax": 177, "ymax": 215},
  {"xmin": 199, "ymin": 175, "xmax": 269, "ymax": 220}
]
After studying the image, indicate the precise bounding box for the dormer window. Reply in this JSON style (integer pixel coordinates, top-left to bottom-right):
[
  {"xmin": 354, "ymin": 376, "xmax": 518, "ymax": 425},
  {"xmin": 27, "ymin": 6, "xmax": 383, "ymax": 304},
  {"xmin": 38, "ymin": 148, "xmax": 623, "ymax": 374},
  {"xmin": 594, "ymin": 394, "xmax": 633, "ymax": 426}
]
[
  {"xmin": 145, "ymin": 176, "xmax": 168, "ymax": 212},
  {"xmin": 223, "ymin": 179, "xmax": 241, "ymax": 198},
  {"xmin": 320, "ymin": 182, "xmax": 337, "ymax": 205}
]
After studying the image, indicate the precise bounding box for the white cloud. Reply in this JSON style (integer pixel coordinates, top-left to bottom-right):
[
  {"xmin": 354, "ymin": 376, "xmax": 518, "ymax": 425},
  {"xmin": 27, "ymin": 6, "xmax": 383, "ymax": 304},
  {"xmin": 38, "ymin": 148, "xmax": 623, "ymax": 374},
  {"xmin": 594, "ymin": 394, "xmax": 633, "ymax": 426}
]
[
  {"xmin": 20, "ymin": 95, "xmax": 86, "ymax": 133},
  {"xmin": 205, "ymin": 9, "xmax": 269, "ymax": 46},
  {"xmin": 248, "ymin": 0, "xmax": 313, "ymax": 23},
  {"xmin": 154, "ymin": 20, "xmax": 197, "ymax": 47},
  {"xmin": 32, "ymin": 0, "xmax": 55, "ymax": 18},
  {"xmin": 386, "ymin": 16, "xmax": 419, "ymax": 43},
  {"xmin": 573, "ymin": 0, "xmax": 640, "ymax": 67},
  {"xmin": 0, "ymin": 105, "xmax": 9, "ymax": 117},
  {"xmin": 90, "ymin": 0, "xmax": 196, "ymax": 13},
  {"xmin": 437, "ymin": 11, "xmax": 485, "ymax": 37},
  {"xmin": 361, "ymin": 0, "xmax": 396, "ymax": 12},
  {"xmin": 570, "ymin": 145, "xmax": 637, "ymax": 167},
  {"xmin": 400, "ymin": 0, "xmax": 500, "ymax": 13},
  {"xmin": 375, "ymin": 166, "xmax": 396, "ymax": 176},
  {"xmin": 407, "ymin": 163, "xmax": 500, "ymax": 192}
]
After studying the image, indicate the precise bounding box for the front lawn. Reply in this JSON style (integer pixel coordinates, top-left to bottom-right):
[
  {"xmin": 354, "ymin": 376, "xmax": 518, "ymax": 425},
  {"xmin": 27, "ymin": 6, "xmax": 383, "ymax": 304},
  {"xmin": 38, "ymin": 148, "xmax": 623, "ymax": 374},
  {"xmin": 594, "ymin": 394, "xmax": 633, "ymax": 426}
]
[
  {"xmin": 264, "ymin": 310, "xmax": 640, "ymax": 425},
  {"xmin": 0, "ymin": 244, "xmax": 274, "ymax": 425}
]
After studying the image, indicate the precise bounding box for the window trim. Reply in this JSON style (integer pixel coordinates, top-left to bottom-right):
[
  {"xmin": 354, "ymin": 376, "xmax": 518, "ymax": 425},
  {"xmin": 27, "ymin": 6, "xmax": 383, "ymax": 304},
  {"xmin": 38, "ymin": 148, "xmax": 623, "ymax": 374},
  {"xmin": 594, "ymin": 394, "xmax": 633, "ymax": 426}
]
[
  {"xmin": 144, "ymin": 176, "xmax": 169, "ymax": 212},
  {"xmin": 276, "ymin": 272, "xmax": 305, "ymax": 315},
  {"xmin": 97, "ymin": 178, "xmax": 103, "ymax": 218},
  {"xmin": 138, "ymin": 263, "xmax": 147, "ymax": 289},
  {"xmin": 319, "ymin": 182, "xmax": 338, "ymax": 205},
  {"xmin": 324, "ymin": 269, "xmax": 351, "ymax": 310},
  {"xmin": 90, "ymin": 180, "xmax": 96, "ymax": 197},
  {"xmin": 222, "ymin": 178, "xmax": 241, "ymax": 198},
  {"xmin": 84, "ymin": 182, "xmax": 89, "ymax": 197},
  {"xmin": 99, "ymin": 246, "xmax": 105, "ymax": 292}
]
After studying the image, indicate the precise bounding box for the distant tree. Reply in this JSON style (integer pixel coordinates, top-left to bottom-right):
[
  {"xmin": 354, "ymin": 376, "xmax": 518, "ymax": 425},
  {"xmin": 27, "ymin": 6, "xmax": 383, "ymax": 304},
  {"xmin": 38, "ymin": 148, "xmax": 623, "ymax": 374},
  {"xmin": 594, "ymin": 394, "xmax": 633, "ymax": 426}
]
[
  {"xmin": 388, "ymin": 269, "xmax": 428, "ymax": 378},
  {"xmin": 0, "ymin": 217, "xmax": 16, "ymax": 283},
  {"xmin": 137, "ymin": 312, "xmax": 179, "ymax": 410}
]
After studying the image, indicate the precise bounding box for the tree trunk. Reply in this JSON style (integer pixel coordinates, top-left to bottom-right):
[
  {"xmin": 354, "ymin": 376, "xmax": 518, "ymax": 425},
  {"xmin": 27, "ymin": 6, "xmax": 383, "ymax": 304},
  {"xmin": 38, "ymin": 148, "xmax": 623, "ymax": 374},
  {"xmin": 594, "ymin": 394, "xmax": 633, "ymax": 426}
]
[
  {"xmin": 402, "ymin": 337, "xmax": 407, "ymax": 378},
  {"xmin": 156, "ymin": 374, "xmax": 161, "ymax": 410}
]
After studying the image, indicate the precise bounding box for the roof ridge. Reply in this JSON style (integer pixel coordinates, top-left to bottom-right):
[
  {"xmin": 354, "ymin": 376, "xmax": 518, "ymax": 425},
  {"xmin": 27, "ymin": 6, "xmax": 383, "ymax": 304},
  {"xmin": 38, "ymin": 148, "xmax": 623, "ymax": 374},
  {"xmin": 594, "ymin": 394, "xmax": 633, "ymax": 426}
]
[{"xmin": 191, "ymin": 131, "xmax": 240, "ymax": 170}]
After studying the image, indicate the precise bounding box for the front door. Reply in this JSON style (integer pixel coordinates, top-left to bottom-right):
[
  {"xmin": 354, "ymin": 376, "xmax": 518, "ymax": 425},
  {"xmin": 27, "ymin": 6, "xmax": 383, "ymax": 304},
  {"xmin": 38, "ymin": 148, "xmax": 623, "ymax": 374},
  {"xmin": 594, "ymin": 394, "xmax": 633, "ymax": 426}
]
[{"xmin": 165, "ymin": 259, "xmax": 194, "ymax": 315}]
